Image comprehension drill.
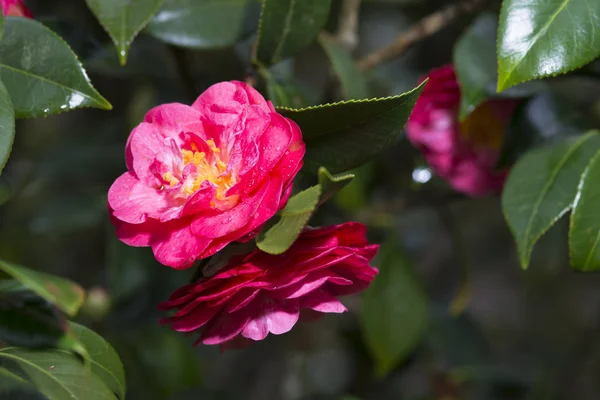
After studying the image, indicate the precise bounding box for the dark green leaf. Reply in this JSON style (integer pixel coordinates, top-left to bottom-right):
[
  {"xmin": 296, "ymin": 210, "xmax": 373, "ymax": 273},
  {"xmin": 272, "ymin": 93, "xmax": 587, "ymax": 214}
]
[
  {"xmin": 0, "ymin": 259, "xmax": 85, "ymax": 316},
  {"xmin": 255, "ymin": 0, "xmax": 332, "ymax": 67},
  {"xmin": 502, "ymin": 131, "xmax": 600, "ymax": 269},
  {"xmin": 318, "ymin": 33, "xmax": 368, "ymax": 100},
  {"xmin": 85, "ymin": 0, "xmax": 164, "ymax": 65},
  {"xmin": 360, "ymin": 238, "xmax": 429, "ymax": 377},
  {"xmin": 0, "ymin": 79, "xmax": 15, "ymax": 175},
  {"xmin": 497, "ymin": 0, "xmax": 600, "ymax": 91},
  {"xmin": 70, "ymin": 323, "xmax": 126, "ymax": 399},
  {"xmin": 570, "ymin": 148, "xmax": 600, "ymax": 271},
  {"xmin": 256, "ymin": 185, "xmax": 321, "ymax": 254},
  {"xmin": 453, "ymin": 13, "xmax": 496, "ymax": 119},
  {"xmin": 0, "ymin": 366, "xmax": 35, "ymax": 392},
  {"xmin": 0, "ymin": 348, "xmax": 117, "ymax": 399},
  {"xmin": 0, "ymin": 18, "xmax": 112, "ymax": 117},
  {"xmin": 0, "ymin": 291, "xmax": 71, "ymax": 348},
  {"xmin": 317, "ymin": 166, "xmax": 354, "ymax": 204},
  {"xmin": 280, "ymin": 82, "xmax": 424, "ymax": 173},
  {"xmin": 262, "ymin": 68, "xmax": 311, "ymax": 108},
  {"xmin": 146, "ymin": 0, "xmax": 261, "ymax": 49},
  {"xmin": 0, "ymin": 11, "xmax": 4, "ymax": 41}
]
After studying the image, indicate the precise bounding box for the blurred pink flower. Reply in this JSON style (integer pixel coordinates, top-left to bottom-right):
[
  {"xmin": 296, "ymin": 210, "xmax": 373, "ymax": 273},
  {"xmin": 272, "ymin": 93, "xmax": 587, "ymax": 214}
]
[
  {"xmin": 159, "ymin": 222, "xmax": 379, "ymax": 348},
  {"xmin": 0, "ymin": 0, "xmax": 32, "ymax": 17},
  {"xmin": 108, "ymin": 81, "xmax": 305, "ymax": 269},
  {"xmin": 406, "ymin": 65, "xmax": 518, "ymax": 196}
]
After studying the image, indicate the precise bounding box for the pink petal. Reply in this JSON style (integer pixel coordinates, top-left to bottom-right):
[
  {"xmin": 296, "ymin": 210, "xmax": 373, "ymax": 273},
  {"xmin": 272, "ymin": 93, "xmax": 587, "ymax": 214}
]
[
  {"xmin": 127, "ymin": 122, "xmax": 171, "ymax": 187},
  {"xmin": 190, "ymin": 177, "xmax": 270, "ymax": 239},
  {"xmin": 300, "ymin": 290, "xmax": 347, "ymax": 313},
  {"xmin": 150, "ymin": 218, "xmax": 211, "ymax": 269},
  {"xmin": 114, "ymin": 218, "xmax": 160, "ymax": 247},
  {"xmin": 144, "ymin": 102, "xmax": 204, "ymax": 140},
  {"xmin": 200, "ymin": 308, "xmax": 251, "ymax": 345},
  {"xmin": 169, "ymin": 305, "xmax": 221, "ymax": 332},
  {"xmin": 108, "ymin": 172, "xmax": 172, "ymax": 224},
  {"xmin": 241, "ymin": 297, "xmax": 300, "ymax": 341}
]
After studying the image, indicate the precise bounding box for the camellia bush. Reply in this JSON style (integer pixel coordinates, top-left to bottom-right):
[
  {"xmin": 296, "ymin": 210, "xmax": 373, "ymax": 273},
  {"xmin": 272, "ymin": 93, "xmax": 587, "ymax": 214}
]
[{"xmin": 2, "ymin": 0, "xmax": 600, "ymax": 399}]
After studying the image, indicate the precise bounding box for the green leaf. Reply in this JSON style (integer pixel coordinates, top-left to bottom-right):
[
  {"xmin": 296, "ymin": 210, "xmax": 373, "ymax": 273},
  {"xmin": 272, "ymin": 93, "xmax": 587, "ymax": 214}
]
[
  {"xmin": 453, "ymin": 13, "xmax": 497, "ymax": 120},
  {"xmin": 262, "ymin": 68, "xmax": 311, "ymax": 108},
  {"xmin": 256, "ymin": 185, "xmax": 321, "ymax": 254},
  {"xmin": 0, "ymin": 259, "xmax": 85, "ymax": 316},
  {"xmin": 318, "ymin": 33, "xmax": 368, "ymax": 100},
  {"xmin": 0, "ymin": 79, "xmax": 15, "ymax": 175},
  {"xmin": 85, "ymin": 0, "xmax": 164, "ymax": 65},
  {"xmin": 0, "ymin": 18, "xmax": 111, "ymax": 117},
  {"xmin": 497, "ymin": 0, "xmax": 600, "ymax": 91},
  {"xmin": 0, "ymin": 348, "xmax": 117, "ymax": 400},
  {"xmin": 0, "ymin": 290, "xmax": 81, "ymax": 352},
  {"xmin": 569, "ymin": 149, "xmax": 600, "ymax": 271},
  {"xmin": 255, "ymin": 0, "xmax": 332, "ymax": 67},
  {"xmin": 360, "ymin": 237, "xmax": 429, "ymax": 377},
  {"xmin": 0, "ymin": 11, "xmax": 4, "ymax": 41},
  {"xmin": 317, "ymin": 166, "xmax": 354, "ymax": 204},
  {"xmin": 0, "ymin": 366, "xmax": 35, "ymax": 392},
  {"xmin": 70, "ymin": 323, "xmax": 126, "ymax": 399},
  {"xmin": 280, "ymin": 82, "xmax": 424, "ymax": 173},
  {"xmin": 502, "ymin": 131, "xmax": 600, "ymax": 269},
  {"xmin": 146, "ymin": 0, "xmax": 261, "ymax": 49}
]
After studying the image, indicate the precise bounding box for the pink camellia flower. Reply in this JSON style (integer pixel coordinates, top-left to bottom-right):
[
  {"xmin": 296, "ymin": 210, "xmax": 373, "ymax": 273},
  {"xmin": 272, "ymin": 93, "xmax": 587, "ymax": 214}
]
[
  {"xmin": 406, "ymin": 65, "xmax": 518, "ymax": 196},
  {"xmin": 0, "ymin": 0, "xmax": 32, "ymax": 17},
  {"xmin": 159, "ymin": 222, "xmax": 379, "ymax": 348},
  {"xmin": 108, "ymin": 81, "xmax": 305, "ymax": 269}
]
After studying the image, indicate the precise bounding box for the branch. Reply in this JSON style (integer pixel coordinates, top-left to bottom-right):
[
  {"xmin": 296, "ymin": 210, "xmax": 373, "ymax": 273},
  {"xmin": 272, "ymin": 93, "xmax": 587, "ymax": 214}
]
[
  {"xmin": 336, "ymin": 0, "xmax": 362, "ymax": 51},
  {"xmin": 357, "ymin": 0, "xmax": 487, "ymax": 71}
]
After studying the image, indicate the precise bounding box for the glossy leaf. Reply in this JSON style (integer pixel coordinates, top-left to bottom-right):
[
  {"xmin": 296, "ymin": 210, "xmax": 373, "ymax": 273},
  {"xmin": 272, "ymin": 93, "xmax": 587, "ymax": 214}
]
[
  {"xmin": 502, "ymin": 131, "xmax": 600, "ymax": 269},
  {"xmin": 497, "ymin": 0, "xmax": 600, "ymax": 91},
  {"xmin": 70, "ymin": 323, "xmax": 126, "ymax": 399},
  {"xmin": 0, "ymin": 18, "xmax": 111, "ymax": 117},
  {"xmin": 0, "ymin": 259, "xmax": 85, "ymax": 316},
  {"xmin": 0, "ymin": 348, "xmax": 117, "ymax": 400},
  {"xmin": 0, "ymin": 79, "xmax": 15, "ymax": 175},
  {"xmin": 317, "ymin": 166, "xmax": 354, "ymax": 204},
  {"xmin": 255, "ymin": 0, "xmax": 332, "ymax": 67},
  {"xmin": 280, "ymin": 82, "xmax": 424, "ymax": 173},
  {"xmin": 256, "ymin": 185, "xmax": 321, "ymax": 254},
  {"xmin": 0, "ymin": 289, "xmax": 84, "ymax": 356},
  {"xmin": 569, "ymin": 149, "xmax": 600, "ymax": 271},
  {"xmin": 319, "ymin": 33, "xmax": 368, "ymax": 100},
  {"xmin": 453, "ymin": 13, "xmax": 496, "ymax": 119},
  {"xmin": 85, "ymin": 0, "xmax": 164, "ymax": 65},
  {"xmin": 360, "ymin": 238, "xmax": 429, "ymax": 377},
  {"xmin": 146, "ymin": 0, "xmax": 261, "ymax": 49}
]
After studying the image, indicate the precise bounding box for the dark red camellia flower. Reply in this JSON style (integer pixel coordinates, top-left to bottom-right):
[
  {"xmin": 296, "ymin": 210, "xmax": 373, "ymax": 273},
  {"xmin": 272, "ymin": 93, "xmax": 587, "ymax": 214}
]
[
  {"xmin": 159, "ymin": 222, "xmax": 379, "ymax": 348},
  {"xmin": 108, "ymin": 81, "xmax": 305, "ymax": 269},
  {"xmin": 406, "ymin": 65, "xmax": 518, "ymax": 196},
  {"xmin": 0, "ymin": 0, "xmax": 32, "ymax": 17}
]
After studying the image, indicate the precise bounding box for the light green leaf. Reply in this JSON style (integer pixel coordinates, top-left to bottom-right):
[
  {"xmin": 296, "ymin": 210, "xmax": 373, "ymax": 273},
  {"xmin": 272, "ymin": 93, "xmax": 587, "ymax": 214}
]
[
  {"xmin": 0, "ymin": 79, "xmax": 15, "ymax": 175},
  {"xmin": 497, "ymin": 0, "xmax": 600, "ymax": 91},
  {"xmin": 85, "ymin": 0, "xmax": 164, "ymax": 65},
  {"xmin": 569, "ymin": 148, "xmax": 600, "ymax": 271},
  {"xmin": 70, "ymin": 323, "xmax": 126, "ymax": 399},
  {"xmin": 318, "ymin": 33, "xmax": 368, "ymax": 100},
  {"xmin": 146, "ymin": 0, "xmax": 261, "ymax": 49},
  {"xmin": 255, "ymin": 0, "xmax": 332, "ymax": 67},
  {"xmin": 502, "ymin": 131, "xmax": 600, "ymax": 269},
  {"xmin": 256, "ymin": 185, "xmax": 321, "ymax": 254},
  {"xmin": 360, "ymin": 238, "xmax": 429, "ymax": 377},
  {"xmin": 280, "ymin": 82, "xmax": 424, "ymax": 173},
  {"xmin": 0, "ymin": 259, "xmax": 85, "ymax": 316},
  {"xmin": 0, "ymin": 17, "xmax": 112, "ymax": 117},
  {"xmin": 317, "ymin": 166, "xmax": 354, "ymax": 204},
  {"xmin": 0, "ymin": 348, "xmax": 117, "ymax": 400},
  {"xmin": 453, "ymin": 13, "xmax": 497, "ymax": 120}
]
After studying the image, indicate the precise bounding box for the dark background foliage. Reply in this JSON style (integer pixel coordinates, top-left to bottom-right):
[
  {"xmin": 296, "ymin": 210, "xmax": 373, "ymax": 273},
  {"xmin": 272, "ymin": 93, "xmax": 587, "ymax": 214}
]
[{"xmin": 3, "ymin": 0, "xmax": 600, "ymax": 399}]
